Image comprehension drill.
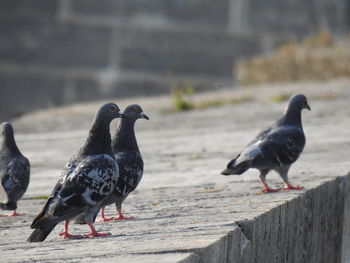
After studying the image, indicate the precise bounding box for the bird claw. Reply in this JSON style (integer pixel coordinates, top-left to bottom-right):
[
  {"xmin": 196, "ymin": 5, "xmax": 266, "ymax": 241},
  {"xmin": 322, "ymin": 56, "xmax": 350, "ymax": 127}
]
[
  {"xmin": 0, "ymin": 211, "xmax": 24, "ymax": 217},
  {"xmin": 59, "ymin": 231, "xmax": 82, "ymax": 239},
  {"xmin": 96, "ymin": 216, "xmax": 115, "ymax": 222},
  {"xmin": 261, "ymin": 187, "xmax": 281, "ymax": 193},
  {"xmin": 9, "ymin": 211, "xmax": 24, "ymax": 217},
  {"xmin": 283, "ymin": 184, "xmax": 303, "ymax": 190}
]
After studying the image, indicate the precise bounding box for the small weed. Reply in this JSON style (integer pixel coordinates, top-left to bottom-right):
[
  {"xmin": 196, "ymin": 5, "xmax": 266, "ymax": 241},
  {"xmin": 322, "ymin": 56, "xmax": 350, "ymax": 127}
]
[
  {"xmin": 235, "ymin": 31, "xmax": 350, "ymax": 85},
  {"xmin": 198, "ymin": 96, "xmax": 254, "ymax": 109},
  {"xmin": 269, "ymin": 93, "xmax": 293, "ymax": 102},
  {"xmin": 168, "ymin": 85, "xmax": 253, "ymax": 112},
  {"xmin": 171, "ymin": 85, "xmax": 195, "ymax": 112},
  {"xmin": 25, "ymin": 195, "xmax": 49, "ymax": 200}
]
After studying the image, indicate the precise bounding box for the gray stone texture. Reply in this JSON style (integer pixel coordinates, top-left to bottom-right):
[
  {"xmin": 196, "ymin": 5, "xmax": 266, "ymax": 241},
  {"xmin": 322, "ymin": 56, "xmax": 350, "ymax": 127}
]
[
  {"xmin": 1, "ymin": 79, "xmax": 349, "ymax": 262},
  {"xmin": 0, "ymin": 0, "xmax": 349, "ymax": 120},
  {"xmin": 71, "ymin": 0, "xmax": 231, "ymax": 28}
]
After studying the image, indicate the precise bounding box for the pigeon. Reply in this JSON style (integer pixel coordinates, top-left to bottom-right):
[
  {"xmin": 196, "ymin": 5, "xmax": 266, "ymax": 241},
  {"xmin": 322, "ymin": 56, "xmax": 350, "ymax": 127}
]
[
  {"xmin": 221, "ymin": 94, "xmax": 311, "ymax": 192},
  {"xmin": 75, "ymin": 104, "xmax": 149, "ymax": 223},
  {"xmin": 27, "ymin": 103, "xmax": 124, "ymax": 242},
  {"xmin": 0, "ymin": 122, "xmax": 30, "ymax": 217},
  {"xmin": 101, "ymin": 104, "xmax": 149, "ymax": 221}
]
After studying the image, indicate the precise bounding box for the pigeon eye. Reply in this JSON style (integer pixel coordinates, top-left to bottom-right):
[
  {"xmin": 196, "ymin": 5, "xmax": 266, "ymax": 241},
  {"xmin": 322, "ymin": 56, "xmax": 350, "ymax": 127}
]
[
  {"xmin": 131, "ymin": 108, "xmax": 137, "ymax": 113},
  {"xmin": 109, "ymin": 105, "xmax": 117, "ymax": 112}
]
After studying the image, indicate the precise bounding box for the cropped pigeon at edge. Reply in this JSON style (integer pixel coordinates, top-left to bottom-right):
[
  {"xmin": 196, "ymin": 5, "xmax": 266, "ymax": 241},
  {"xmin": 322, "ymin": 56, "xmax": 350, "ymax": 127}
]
[
  {"xmin": 221, "ymin": 94, "xmax": 310, "ymax": 192},
  {"xmin": 27, "ymin": 103, "xmax": 123, "ymax": 242},
  {"xmin": 0, "ymin": 122, "xmax": 30, "ymax": 216}
]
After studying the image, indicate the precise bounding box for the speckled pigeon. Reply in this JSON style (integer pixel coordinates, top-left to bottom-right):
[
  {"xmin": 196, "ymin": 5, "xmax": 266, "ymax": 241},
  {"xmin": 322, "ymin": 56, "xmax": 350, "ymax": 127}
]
[
  {"xmin": 98, "ymin": 104, "xmax": 149, "ymax": 221},
  {"xmin": 27, "ymin": 103, "xmax": 124, "ymax": 242},
  {"xmin": 221, "ymin": 94, "xmax": 310, "ymax": 192},
  {"xmin": 0, "ymin": 122, "xmax": 30, "ymax": 217}
]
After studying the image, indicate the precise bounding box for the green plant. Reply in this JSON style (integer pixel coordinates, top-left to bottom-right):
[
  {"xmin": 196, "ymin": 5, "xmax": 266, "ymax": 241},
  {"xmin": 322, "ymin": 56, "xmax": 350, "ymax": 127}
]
[
  {"xmin": 269, "ymin": 93, "xmax": 293, "ymax": 102},
  {"xmin": 198, "ymin": 96, "xmax": 254, "ymax": 109},
  {"xmin": 24, "ymin": 195, "xmax": 49, "ymax": 200},
  {"xmin": 171, "ymin": 85, "xmax": 195, "ymax": 112}
]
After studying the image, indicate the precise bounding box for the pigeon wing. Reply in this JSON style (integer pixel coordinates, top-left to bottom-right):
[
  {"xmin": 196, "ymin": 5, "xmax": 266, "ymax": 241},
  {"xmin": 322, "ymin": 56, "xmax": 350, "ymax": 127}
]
[
  {"xmin": 1, "ymin": 157, "xmax": 30, "ymax": 204},
  {"xmin": 251, "ymin": 126, "xmax": 306, "ymax": 169},
  {"xmin": 32, "ymin": 155, "xmax": 117, "ymax": 229},
  {"xmin": 114, "ymin": 151, "xmax": 143, "ymax": 197}
]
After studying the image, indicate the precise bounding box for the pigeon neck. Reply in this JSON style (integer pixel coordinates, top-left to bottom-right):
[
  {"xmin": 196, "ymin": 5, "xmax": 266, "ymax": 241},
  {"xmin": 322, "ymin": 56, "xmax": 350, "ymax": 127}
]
[
  {"xmin": 281, "ymin": 107, "xmax": 303, "ymax": 127},
  {"xmin": 80, "ymin": 118, "xmax": 113, "ymax": 156},
  {"xmin": 0, "ymin": 134, "xmax": 21, "ymax": 156},
  {"xmin": 112, "ymin": 118, "xmax": 139, "ymax": 153}
]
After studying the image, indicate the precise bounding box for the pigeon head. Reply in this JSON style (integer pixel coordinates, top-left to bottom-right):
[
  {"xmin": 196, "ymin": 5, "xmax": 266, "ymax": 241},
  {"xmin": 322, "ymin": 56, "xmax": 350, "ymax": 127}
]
[
  {"xmin": 123, "ymin": 104, "xmax": 149, "ymax": 121},
  {"xmin": 82, "ymin": 103, "xmax": 124, "ymax": 156},
  {"xmin": 0, "ymin": 122, "xmax": 14, "ymax": 138},
  {"xmin": 93, "ymin": 103, "xmax": 124, "ymax": 125},
  {"xmin": 0, "ymin": 122, "xmax": 20, "ymax": 154},
  {"xmin": 285, "ymin": 94, "xmax": 311, "ymax": 113}
]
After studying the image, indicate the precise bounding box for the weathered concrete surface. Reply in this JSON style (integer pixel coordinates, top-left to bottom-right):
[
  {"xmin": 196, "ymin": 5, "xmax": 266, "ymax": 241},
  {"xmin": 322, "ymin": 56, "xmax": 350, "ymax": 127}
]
[{"xmin": 1, "ymin": 79, "xmax": 350, "ymax": 262}]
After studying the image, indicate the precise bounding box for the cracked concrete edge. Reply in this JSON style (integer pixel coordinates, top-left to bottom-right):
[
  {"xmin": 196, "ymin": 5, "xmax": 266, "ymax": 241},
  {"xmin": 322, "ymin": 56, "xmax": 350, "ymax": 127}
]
[
  {"xmin": 179, "ymin": 173, "xmax": 350, "ymax": 263},
  {"xmin": 341, "ymin": 172, "xmax": 350, "ymax": 263}
]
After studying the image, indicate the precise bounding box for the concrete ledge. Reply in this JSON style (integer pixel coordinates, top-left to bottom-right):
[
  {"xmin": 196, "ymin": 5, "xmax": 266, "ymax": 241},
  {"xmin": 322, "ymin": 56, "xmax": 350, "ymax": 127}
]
[
  {"xmin": 182, "ymin": 175, "xmax": 348, "ymax": 263},
  {"xmin": 1, "ymin": 81, "xmax": 350, "ymax": 262}
]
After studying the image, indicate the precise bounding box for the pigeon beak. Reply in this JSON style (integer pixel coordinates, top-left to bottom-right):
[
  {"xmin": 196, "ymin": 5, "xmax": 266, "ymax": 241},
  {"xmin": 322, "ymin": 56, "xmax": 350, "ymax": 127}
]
[
  {"xmin": 139, "ymin": 112, "xmax": 149, "ymax": 120},
  {"xmin": 305, "ymin": 103, "xmax": 311, "ymax": 111},
  {"xmin": 118, "ymin": 112, "xmax": 125, "ymax": 118}
]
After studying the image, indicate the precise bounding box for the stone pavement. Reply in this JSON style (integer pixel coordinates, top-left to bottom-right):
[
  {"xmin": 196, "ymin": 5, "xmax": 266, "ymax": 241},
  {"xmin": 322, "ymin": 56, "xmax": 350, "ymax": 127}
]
[{"xmin": 1, "ymin": 79, "xmax": 350, "ymax": 262}]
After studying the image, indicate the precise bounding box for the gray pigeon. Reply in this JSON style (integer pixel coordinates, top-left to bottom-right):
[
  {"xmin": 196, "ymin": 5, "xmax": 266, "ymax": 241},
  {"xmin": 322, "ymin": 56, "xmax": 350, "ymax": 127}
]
[
  {"xmin": 221, "ymin": 94, "xmax": 310, "ymax": 192},
  {"xmin": 75, "ymin": 104, "xmax": 149, "ymax": 223},
  {"xmin": 100, "ymin": 104, "xmax": 149, "ymax": 221},
  {"xmin": 0, "ymin": 122, "xmax": 30, "ymax": 217},
  {"xmin": 27, "ymin": 103, "xmax": 124, "ymax": 242}
]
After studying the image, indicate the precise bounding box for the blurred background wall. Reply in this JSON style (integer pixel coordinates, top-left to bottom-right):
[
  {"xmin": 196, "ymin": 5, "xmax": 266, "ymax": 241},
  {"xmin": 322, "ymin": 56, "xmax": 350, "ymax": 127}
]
[{"xmin": 0, "ymin": 0, "xmax": 349, "ymax": 120}]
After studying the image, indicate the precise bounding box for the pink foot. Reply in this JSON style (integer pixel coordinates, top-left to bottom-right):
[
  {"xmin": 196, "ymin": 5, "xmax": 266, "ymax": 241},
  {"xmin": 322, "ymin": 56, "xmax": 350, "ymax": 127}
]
[
  {"xmin": 262, "ymin": 187, "xmax": 281, "ymax": 193},
  {"xmin": 113, "ymin": 208, "xmax": 134, "ymax": 220},
  {"xmin": 83, "ymin": 222, "xmax": 111, "ymax": 238},
  {"xmin": 0, "ymin": 211, "xmax": 24, "ymax": 217},
  {"xmin": 96, "ymin": 216, "xmax": 115, "ymax": 222},
  {"xmin": 283, "ymin": 184, "xmax": 303, "ymax": 190},
  {"xmin": 9, "ymin": 211, "xmax": 24, "ymax": 216},
  {"xmin": 96, "ymin": 207, "xmax": 115, "ymax": 222},
  {"xmin": 59, "ymin": 231, "xmax": 82, "ymax": 239},
  {"xmin": 59, "ymin": 220, "xmax": 82, "ymax": 239}
]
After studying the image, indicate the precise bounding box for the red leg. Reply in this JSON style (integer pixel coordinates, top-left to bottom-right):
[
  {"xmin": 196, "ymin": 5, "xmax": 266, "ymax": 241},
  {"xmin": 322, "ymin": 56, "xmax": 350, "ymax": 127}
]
[
  {"xmin": 0, "ymin": 210, "xmax": 24, "ymax": 217},
  {"xmin": 112, "ymin": 208, "xmax": 134, "ymax": 220},
  {"xmin": 283, "ymin": 182, "xmax": 303, "ymax": 190},
  {"xmin": 83, "ymin": 222, "xmax": 111, "ymax": 238},
  {"xmin": 59, "ymin": 220, "xmax": 82, "ymax": 239},
  {"xmin": 97, "ymin": 207, "xmax": 115, "ymax": 222},
  {"xmin": 259, "ymin": 177, "xmax": 281, "ymax": 193},
  {"xmin": 9, "ymin": 210, "xmax": 24, "ymax": 216}
]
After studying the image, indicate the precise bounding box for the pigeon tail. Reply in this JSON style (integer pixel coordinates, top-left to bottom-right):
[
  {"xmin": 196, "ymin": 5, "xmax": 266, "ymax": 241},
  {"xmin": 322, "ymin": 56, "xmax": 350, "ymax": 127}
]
[
  {"xmin": 0, "ymin": 201, "xmax": 17, "ymax": 211},
  {"xmin": 221, "ymin": 157, "xmax": 250, "ymax": 175},
  {"xmin": 27, "ymin": 224, "xmax": 57, "ymax": 242}
]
